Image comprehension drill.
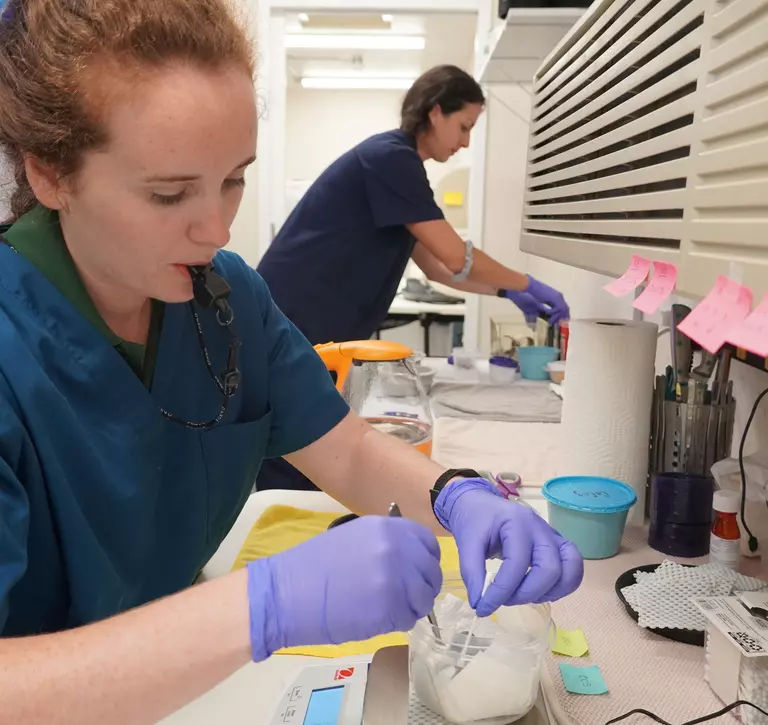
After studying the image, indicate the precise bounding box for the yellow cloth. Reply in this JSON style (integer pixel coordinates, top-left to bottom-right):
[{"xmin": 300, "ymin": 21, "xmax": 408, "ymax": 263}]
[{"xmin": 232, "ymin": 505, "xmax": 461, "ymax": 658}]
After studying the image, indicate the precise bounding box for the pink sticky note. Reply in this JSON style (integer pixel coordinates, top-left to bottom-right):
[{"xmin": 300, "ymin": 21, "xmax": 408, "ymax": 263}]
[
  {"xmin": 604, "ymin": 255, "xmax": 651, "ymax": 297},
  {"xmin": 632, "ymin": 261, "xmax": 678, "ymax": 314},
  {"xmin": 677, "ymin": 275, "xmax": 753, "ymax": 354},
  {"xmin": 728, "ymin": 293, "xmax": 768, "ymax": 357}
]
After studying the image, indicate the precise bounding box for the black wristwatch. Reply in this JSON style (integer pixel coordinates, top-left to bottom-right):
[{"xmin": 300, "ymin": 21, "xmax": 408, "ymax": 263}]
[{"xmin": 429, "ymin": 468, "xmax": 481, "ymax": 509}]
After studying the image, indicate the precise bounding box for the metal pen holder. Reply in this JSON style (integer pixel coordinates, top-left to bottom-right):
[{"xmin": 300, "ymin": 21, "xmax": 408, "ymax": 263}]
[{"xmin": 649, "ymin": 377, "xmax": 736, "ymax": 480}]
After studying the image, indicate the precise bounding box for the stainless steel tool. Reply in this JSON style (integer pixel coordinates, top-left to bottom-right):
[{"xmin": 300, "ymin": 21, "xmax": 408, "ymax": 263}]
[
  {"xmin": 715, "ymin": 348, "xmax": 732, "ymax": 405},
  {"xmin": 670, "ymin": 305, "xmax": 693, "ymax": 407},
  {"xmin": 361, "ymin": 645, "xmax": 410, "ymax": 725},
  {"xmin": 387, "ymin": 502, "xmax": 401, "ymax": 518},
  {"xmin": 691, "ymin": 350, "xmax": 717, "ymax": 390},
  {"xmin": 653, "ymin": 393, "xmax": 736, "ymax": 476}
]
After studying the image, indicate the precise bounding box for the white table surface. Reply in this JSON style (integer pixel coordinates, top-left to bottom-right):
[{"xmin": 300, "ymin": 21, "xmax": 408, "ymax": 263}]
[
  {"xmin": 388, "ymin": 295, "xmax": 466, "ymax": 317},
  {"xmin": 424, "ymin": 356, "xmax": 555, "ymax": 387}
]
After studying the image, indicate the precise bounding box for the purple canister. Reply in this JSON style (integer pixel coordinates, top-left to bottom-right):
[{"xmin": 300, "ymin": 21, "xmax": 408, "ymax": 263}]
[
  {"xmin": 648, "ymin": 473, "xmax": 714, "ymax": 557},
  {"xmin": 648, "ymin": 520, "xmax": 713, "ymax": 558}
]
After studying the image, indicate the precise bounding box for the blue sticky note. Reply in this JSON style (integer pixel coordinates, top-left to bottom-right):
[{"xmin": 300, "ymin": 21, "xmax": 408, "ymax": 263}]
[{"xmin": 559, "ymin": 663, "xmax": 609, "ymax": 695}]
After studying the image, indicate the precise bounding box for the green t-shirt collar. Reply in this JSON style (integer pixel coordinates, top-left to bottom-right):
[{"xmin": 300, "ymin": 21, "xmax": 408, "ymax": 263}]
[{"xmin": 2, "ymin": 205, "xmax": 162, "ymax": 384}]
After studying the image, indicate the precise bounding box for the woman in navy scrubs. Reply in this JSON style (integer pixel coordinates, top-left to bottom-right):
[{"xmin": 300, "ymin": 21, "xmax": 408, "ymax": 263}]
[
  {"xmin": 257, "ymin": 65, "xmax": 570, "ymax": 491},
  {"xmin": 0, "ymin": 2, "xmax": 582, "ymax": 722}
]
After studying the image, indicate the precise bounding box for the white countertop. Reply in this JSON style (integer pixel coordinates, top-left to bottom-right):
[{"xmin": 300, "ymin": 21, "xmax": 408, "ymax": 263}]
[{"xmin": 388, "ymin": 295, "xmax": 466, "ymax": 317}]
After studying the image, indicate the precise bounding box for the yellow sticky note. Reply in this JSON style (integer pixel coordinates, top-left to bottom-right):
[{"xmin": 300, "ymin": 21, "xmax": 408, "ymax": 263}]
[
  {"xmin": 552, "ymin": 627, "xmax": 589, "ymax": 657},
  {"xmin": 443, "ymin": 191, "xmax": 463, "ymax": 207}
]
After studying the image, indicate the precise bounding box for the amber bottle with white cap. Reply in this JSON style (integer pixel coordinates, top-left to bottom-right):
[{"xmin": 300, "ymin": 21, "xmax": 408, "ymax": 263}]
[{"xmin": 709, "ymin": 490, "xmax": 741, "ymax": 570}]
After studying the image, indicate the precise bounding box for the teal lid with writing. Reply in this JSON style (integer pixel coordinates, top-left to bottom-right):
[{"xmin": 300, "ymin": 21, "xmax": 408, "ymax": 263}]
[{"xmin": 542, "ymin": 476, "xmax": 637, "ymax": 513}]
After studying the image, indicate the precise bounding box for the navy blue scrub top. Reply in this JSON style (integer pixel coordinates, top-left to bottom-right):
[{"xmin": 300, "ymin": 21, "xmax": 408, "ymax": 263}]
[
  {"xmin": 0, "ymin": 207, "xmax": 349, "ymax": 636},
  {"xmin": 257, "ymin": 129, "xmax": 445, "ymax": 346}
]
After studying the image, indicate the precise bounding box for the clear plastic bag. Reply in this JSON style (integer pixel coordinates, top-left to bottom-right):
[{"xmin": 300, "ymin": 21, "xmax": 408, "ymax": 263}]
[{"xmin": 409, "ymin": 578, "xmax": 550, "ymax": 725}]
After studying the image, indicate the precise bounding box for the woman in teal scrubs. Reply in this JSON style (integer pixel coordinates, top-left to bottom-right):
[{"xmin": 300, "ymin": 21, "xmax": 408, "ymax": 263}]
[{"xmin": 0, "ymin": 1, "xmax": 582, "ymax": 722}]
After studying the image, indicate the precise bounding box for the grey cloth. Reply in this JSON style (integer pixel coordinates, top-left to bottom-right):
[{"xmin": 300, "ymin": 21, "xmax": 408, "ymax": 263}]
[{"xmin": 430, "ymin": 382, "xmax": 562, "ymax": 423}]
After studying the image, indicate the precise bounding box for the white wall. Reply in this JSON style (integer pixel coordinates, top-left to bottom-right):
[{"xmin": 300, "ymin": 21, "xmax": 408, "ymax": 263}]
[
  {"xmin": 481, "ymin": 83, "xmax": 768, "ymax": 457},
  {"xmin": 475, "ymin": 83, "xmax": 533, "ymax": 350},
  {"xmin": 285, "ymin": 85, "xmax": 471, "ymax": 196},
  {"xmin": 285, "ymin": 87, "xmax": 402, "ymax": 182},
  {"xmin": 228, "ymin": 160, "xmax": 261, "ymax": 266}
]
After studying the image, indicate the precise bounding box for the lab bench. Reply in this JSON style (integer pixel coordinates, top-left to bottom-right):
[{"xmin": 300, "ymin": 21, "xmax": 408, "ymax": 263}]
[
  {"xmin": 378, "ymin": 296, "xmax": 466, "ymax": 357},
  {"xmin": 162, "ymin": 487, "xmax": 552, "ymax": 725},
  {"xmin": 166, "ymin": 487, "xmax": 755, "ymax": 725},
  {"xmin": 160, "ymin": 365, "xmax": 759, "ymax": 725}
]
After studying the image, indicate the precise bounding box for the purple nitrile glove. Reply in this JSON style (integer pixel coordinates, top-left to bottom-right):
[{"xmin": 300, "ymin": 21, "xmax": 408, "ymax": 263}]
[
  {"xmin": 505, "ymin": 276, "xmax": 570, "ymax": 326},
  {"xmin": 525, "ymin": 275, "xmax": 570, "ymax": 325},
  {"xmin": 434, "ymin": 478, "xmax": 584, "ymax": 618},
  {"xmin": 504, "ymin": 289, "xmax": 549, "ymax": 327},
  {"xmin": 245, "ymin": 515, "xmax": 442, "ymax": 661}
]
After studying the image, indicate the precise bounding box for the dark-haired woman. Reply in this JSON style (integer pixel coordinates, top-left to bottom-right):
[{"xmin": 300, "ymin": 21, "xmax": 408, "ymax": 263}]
[
  {"xmin": 256, "ymin": 64, "xmax": 570, "ymax": 491},
  {"xmin": 258, "ymin": 64, "xmax": 570, "ymax": 347}
]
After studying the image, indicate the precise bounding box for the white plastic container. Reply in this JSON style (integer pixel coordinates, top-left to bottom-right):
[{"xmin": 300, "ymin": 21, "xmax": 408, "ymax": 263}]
[
  {"xmin": 705, "ymin": 623, "xmax": 768, "ymax": 725},
  {"xmin": 546, "ymin": 360, "xmax": 566, "ymax": 384},
  {"xmin": 695, "ymin": 593, "xmax": 768, "ymax": 725},
  {"xmin": 409, "ymin": 577, "xmax": 550, "ymax": 725},
  {"xmin": 452, "ymin": 347, "xmax": 479, "ymax": 370},
  {"xmin": 489, "ymin": 357, "xmax": 518, "ymax": 384}
]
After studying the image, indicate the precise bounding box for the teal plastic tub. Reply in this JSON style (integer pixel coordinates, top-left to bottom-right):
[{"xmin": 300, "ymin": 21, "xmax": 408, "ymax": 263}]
[
  {"xmin": 517, "ymin": 346, "xmax": 560, "ymax": 380},
  {"xmin": 542, "ymin": 476, "xmax": 637, "ymax": 559}
]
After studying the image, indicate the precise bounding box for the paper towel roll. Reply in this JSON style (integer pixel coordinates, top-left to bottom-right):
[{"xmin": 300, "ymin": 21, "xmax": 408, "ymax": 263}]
[{"xmin": 558, "ymin": 319, "xmax": 658, "ymax": 525}]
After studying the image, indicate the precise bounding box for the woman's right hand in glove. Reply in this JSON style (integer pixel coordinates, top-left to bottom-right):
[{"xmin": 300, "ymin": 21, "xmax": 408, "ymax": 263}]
[
  {"xmin": 245, "ymin": 515, "xmax": 443, "ymax": 661},
  {"xmin": 504, "ymin": 275, "xmax": 570, "ymax": 327}
]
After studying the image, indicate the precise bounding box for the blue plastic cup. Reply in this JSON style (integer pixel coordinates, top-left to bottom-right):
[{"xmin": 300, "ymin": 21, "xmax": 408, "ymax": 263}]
[
  {"xmin": 542, "ymin": 476, "xmax": 638, "ymax": 559},
  {"xmin": 517, "ymin": 346, "xmax": 560, "ymax": 380}
]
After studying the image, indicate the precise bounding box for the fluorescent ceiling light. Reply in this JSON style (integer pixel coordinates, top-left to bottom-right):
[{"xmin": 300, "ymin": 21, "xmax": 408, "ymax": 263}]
[
  {"xmin": 298, "ymin": 12, "xmax": 309, "ymax": 22},
  {"xmin": 285, "ymin": 34, "xmax": 424, "ymax": 50},
  {"xmin": 381, "ymin": 14, "xmax": 393, "ymax": 22},
  {"xmin": 300, "ymin": 76, "xmax": 416, "ymax": 90}
]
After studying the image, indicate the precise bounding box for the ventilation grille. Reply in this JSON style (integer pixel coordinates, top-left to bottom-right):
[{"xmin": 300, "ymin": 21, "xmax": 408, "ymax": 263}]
[
  {"xmin": 523, "ymin": 0, "xmax": 705, "ymax": 251},
  {"xmin": 519, "ymin": 0, "xmax": 768, "ymax": 298},
  {"xmin": 686, "ymin": 0, "xmax": 768, "ymax": 261}
]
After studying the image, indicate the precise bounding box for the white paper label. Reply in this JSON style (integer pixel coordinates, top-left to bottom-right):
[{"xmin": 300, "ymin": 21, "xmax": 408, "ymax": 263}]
[
  {"xmin": 693, "ymin": 596, "xmax": 768, "ymax": 658},
  {"xmin": 710, "ymin": 533, "xmax": 740, "ymax": 570}
]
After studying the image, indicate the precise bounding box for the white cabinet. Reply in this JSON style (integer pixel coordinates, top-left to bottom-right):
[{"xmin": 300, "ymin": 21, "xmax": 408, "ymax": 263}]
[
  {"xmin": 518, "ymin": 0, "xmax": 768, "ymax": 301},
  {"xmin": 477, "ymin": 6, "xmax": 586, "ymax": 84}
]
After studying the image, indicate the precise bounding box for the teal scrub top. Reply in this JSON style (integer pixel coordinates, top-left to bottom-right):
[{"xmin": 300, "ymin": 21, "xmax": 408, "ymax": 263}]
[
  {"xmin": 4, "ymin": 206, "xmax": 164, "ymax": 384},
  {"xmin": 0, "ymin": 207, "xmax": 349, "ymax": 636}
]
